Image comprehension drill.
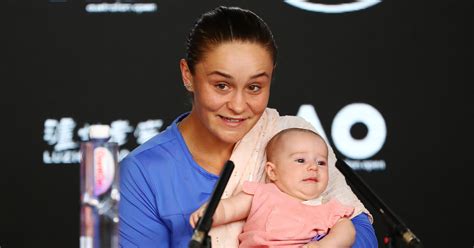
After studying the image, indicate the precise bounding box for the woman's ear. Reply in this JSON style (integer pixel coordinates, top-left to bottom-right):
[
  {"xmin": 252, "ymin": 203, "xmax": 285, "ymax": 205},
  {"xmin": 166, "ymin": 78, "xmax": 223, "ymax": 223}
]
[
  {"xmin": 180, "ymin": 59, "xmax": 194, "ymax": 92},
  {"xmin": 265, "ymin": 161, "xmax": 278, "ymax": 182}
]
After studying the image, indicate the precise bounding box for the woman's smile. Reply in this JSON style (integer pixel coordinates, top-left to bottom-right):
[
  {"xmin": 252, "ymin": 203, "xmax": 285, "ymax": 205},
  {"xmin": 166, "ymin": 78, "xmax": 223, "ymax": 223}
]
[{"xmin": 218, "ymin": 115, "xmax": 248, "ymax": 127}]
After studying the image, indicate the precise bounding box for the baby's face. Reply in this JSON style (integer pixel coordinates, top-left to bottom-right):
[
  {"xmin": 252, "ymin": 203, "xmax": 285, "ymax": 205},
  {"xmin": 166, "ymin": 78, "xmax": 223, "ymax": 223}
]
[{"xmin": 269, "ymin": 131, "xmax": 329, "ymax": 201}]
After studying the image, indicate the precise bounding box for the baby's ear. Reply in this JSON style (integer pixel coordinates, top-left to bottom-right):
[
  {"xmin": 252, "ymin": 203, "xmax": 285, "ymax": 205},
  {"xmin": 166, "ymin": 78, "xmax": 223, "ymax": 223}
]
[{"xmin": 265, "ymin": 162, "xmax": 278, "ymax": 182}]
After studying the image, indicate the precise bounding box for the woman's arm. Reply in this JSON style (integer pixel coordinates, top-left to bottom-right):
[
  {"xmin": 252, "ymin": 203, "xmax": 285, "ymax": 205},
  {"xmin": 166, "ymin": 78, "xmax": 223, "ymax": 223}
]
[
  {"xmin": 190, "ymin": 191, "xmax": 253, "ymax": 228},
  {"xmin": 119, "ymin": 157, "xmax": 171, "ymax": 247},
  {"xmin": 350, "ymin": 213, "xmax": 378, "ymax": 248}
]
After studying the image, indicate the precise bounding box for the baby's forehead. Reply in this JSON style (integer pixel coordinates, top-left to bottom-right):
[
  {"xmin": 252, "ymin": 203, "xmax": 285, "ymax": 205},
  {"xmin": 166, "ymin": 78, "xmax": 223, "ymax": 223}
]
[
  {"xmin": 266, "ymin": 129, "xmax": 329, "ymax": 162},
  {"xmin": 277, "ymin": 129, "xmax": 322, "ymax": 142},
  {"xmin": 270, "ymin": 129, "xmax": 326, "ymax": 150}
]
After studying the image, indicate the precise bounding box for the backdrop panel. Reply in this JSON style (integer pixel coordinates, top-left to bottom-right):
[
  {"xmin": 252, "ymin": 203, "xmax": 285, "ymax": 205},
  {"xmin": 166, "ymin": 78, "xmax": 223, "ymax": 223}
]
[{"xmin": 3, "ymin": 0, "xmax": 473, "ymax": 247}]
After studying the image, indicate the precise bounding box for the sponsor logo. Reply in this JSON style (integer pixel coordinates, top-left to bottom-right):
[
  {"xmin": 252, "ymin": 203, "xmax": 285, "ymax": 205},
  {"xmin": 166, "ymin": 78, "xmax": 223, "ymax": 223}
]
[
  {"xmin": 43, "ymin": 118, "xmax": 163, "ymax": 164},
  {"xmin": 43, "ymin": 103, "xmax": 386, "ymax": 172},
  {"xmin": 85, "ymin": 0, "xmax": 157, "ymax": 14},
  {"xmin": 285, "ymin": 0, "xmax": 381, "ymax": 14},
  {"xmin": 94, "ymin": 147, "xmax": 115, "ymax": 196},
  {"xmin": 297, "ymin": 103, "xmax": 387, "ymax": 171}
]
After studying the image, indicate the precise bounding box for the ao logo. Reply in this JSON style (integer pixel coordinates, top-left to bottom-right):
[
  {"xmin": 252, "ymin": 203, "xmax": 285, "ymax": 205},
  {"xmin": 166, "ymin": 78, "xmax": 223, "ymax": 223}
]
[
  {"xmin": 297, "ymin": 103, "xmax": 387, "ymax": 159},
  {"xmin": 285, "ymin": 0, "xmax": 381, "ymax": 14}
]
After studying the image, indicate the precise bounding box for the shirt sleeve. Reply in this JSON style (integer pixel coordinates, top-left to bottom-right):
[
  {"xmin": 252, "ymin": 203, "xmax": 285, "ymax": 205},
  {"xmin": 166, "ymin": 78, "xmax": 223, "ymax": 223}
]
[
  {"xmin": 325, "ymin": 199, "xmax": 355, "ymax": 228},
  {"xmin": 351, "ymin": 213, "xmax": 378, "ymax": 248},
  {"xmin": 242, "ymin": 181, "xmax": 259, "ymax": 195},
  {"xmin": 119, "ymin": 156, "xmax": 170, "ymax": 247}
]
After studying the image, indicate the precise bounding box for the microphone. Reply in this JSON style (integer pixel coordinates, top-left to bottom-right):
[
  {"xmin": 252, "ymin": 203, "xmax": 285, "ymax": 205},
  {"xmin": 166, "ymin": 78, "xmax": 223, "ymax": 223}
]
[
  {"xmin": 401, "ymin": 228, "xmax": 423, "ymax": 248},
  {"xmin": 335, "ymin": 159, "xmax": 423, "ymax": 248},
  {"xmin": 189, "ymin": 160, "xmax": 235, "ymax": 248}
]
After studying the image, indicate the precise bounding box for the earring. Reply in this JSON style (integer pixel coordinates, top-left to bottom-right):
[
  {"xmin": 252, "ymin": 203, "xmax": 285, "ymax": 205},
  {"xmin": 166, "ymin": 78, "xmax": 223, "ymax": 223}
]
[{"xmin": 184, "ymin": 82, "xmax": 192, "ymax": 90}]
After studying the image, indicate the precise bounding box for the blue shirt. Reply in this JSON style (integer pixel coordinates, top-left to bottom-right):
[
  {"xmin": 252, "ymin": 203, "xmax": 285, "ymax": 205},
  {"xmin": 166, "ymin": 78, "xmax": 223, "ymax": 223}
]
[{"xmin": 119, "ymin": 113, "xmax": 378, "ymax": 247}]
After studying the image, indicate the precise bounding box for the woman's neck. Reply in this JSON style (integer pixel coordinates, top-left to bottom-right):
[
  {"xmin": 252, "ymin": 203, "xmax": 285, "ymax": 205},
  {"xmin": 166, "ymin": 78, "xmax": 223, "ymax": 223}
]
[{"xmin": 178, "ymin": 112, "xmax": 235, "ymax": 175}]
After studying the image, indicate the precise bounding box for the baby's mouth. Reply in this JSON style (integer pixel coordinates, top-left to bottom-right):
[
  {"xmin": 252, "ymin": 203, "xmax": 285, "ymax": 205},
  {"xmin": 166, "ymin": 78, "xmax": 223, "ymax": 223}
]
[{"xmin": 303, "ymin": 177, "xmax": 318, "ymax": 182}]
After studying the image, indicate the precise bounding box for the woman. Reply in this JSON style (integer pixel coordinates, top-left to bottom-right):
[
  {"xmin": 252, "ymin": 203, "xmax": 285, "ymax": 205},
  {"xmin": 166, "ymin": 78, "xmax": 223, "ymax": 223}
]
[{"xmin": 119, "ymin": 6, "xmax": 377, "ymax": 248}]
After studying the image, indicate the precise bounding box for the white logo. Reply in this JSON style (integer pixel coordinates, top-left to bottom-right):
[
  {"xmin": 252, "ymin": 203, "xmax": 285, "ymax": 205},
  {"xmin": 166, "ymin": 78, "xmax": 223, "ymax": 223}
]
[
  {"xmin": 85, "ymin": 1, "xmax": 157, "ymax": 14},
  {"xmin": 297, "ymin": 103, "xmax": 387, "ymax": 171},
  {"xmin": 285, "ymin": 0, "xmax": 381, "ymax": 14},
  {"xmin": 43, "ymin": 118, "xmax": 163, "ymax": 164},
  {"xmin": 331, "ymin": 103, "xmax": 386, "ymax": 159}
]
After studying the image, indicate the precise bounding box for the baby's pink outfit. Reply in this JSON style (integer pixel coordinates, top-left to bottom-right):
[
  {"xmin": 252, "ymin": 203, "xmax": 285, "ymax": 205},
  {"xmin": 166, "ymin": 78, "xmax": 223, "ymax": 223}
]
[{"xmin": 238, "ymin": 181, "xmax": 354, "ymax": 248}]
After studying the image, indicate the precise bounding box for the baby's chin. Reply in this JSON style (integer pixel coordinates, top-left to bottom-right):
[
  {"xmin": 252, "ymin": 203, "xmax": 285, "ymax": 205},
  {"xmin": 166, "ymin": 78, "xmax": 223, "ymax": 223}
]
[
  {"xmin": 301, "ymin": 192, "xmax": 323, "ymax": 201},
  {"xmin": 291, "ymin": 193, "xmax": 321, "ymax": 202}
]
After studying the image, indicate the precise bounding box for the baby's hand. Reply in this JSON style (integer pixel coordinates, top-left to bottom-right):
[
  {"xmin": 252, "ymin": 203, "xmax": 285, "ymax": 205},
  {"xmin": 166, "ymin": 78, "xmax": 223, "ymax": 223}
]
[{"xmin": 189, "ymin": 203, "xmax": 208, "ymax": 228}]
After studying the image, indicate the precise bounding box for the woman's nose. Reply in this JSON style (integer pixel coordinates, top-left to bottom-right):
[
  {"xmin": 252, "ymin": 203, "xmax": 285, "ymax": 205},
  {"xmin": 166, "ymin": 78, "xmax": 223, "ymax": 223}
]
[{"xmin": 227, "ymin": 91, "xmax": 246, "ymax": 114}]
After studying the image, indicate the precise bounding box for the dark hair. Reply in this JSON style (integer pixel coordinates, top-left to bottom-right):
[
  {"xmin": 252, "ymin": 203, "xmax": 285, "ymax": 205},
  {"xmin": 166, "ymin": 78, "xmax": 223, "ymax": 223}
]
[{"xmin": 185, "ymin": 6, "xmax": 277, "ymax": 74}]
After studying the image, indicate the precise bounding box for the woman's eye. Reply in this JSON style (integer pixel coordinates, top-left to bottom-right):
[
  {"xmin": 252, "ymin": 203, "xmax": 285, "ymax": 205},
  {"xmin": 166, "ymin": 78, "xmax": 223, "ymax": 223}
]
[
  {"xmin": 248, "ymin": 84, "xmax": 261, "ymax": 93},
  {"xmin": 215, "ymin": 83, "xmax": 229, "ymax": 91}
]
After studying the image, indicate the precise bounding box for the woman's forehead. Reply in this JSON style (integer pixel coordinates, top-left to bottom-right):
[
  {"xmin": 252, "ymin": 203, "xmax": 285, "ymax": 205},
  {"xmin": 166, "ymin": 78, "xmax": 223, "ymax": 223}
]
[
  {"xmin": 195, "ymin": 42, "xmax": 274, "ymax": 77},
  {"xmin": 202, "ymin": 42, "xmax": 272, "ymax": 63}
]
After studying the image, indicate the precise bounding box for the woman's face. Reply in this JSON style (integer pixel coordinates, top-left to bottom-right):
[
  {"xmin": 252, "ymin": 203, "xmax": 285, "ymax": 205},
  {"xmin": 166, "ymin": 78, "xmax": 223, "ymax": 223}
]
[{"xmin": 181, "ymin": 41, "xmax": 274, "ymax": 145}]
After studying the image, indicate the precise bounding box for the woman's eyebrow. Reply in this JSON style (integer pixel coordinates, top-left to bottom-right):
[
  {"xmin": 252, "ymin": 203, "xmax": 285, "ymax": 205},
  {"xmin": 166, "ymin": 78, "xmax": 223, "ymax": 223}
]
[
  {"xmin": 250, "ymin": 72, "xmax": 270, "ymax": 79},
  {"xmin": 207, "ymin": 71, "xmax": 270, "ymax": 80},
  {"xmin": 207, "ymin": 71, "xmax": 233, "ymax": 78}
]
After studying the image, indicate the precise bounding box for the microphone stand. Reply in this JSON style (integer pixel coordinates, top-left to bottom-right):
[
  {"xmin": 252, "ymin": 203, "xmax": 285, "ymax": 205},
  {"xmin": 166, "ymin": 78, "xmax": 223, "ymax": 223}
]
[
  {"xmin": 335, "ymin": 158, "xmax": 423, "ymax": 248},
  {"xmin": 189, "ymin": 160, "xmax": 235, "ymax": 248}
]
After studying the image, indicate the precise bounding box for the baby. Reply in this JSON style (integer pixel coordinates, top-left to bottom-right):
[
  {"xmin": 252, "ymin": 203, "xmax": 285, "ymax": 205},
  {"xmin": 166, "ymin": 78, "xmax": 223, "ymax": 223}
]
[{"xmin": 190, "ymin": 128, "xmax": 355, "ymax": 248}]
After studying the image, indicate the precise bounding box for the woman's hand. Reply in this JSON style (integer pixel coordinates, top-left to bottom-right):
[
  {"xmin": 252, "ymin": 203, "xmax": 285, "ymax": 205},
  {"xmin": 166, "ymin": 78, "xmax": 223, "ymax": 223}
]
[{"xmin": 189, "ymin": 203, "xmax": 208, "ymax": 228}]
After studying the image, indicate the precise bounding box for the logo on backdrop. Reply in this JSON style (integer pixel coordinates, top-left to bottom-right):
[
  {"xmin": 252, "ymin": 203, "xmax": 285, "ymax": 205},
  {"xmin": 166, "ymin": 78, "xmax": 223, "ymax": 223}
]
[
  {"xmin": 42, "ymin": 102, "xmax": 386, "ymax": 171},
  {"xmin": 297, "ymin": 103, "xmax": 387, "ymax": 171},
  {"xmin": 43, "ymin": 118, "xmax": 163, "ymax": 164},
  {"xmin": 84, "ymin": 0, "xmax": 157, "ymax": 14},
  {"xmin": 284, "ymin": 0, "xmax": 381, "ymax": 14}
]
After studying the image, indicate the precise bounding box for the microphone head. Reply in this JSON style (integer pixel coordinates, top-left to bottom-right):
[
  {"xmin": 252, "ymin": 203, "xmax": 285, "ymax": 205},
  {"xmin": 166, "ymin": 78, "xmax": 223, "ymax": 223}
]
[
  {"xmin": 408, "ymin": 237, "xmax": 423, "ymax": 248},
  {"xmin": 188, "ymin": 240, "xmax": 202, "ymax": 248},
  {"xmin": 402, "ymin": 228, "xmax": 423, "ymax": 248}
]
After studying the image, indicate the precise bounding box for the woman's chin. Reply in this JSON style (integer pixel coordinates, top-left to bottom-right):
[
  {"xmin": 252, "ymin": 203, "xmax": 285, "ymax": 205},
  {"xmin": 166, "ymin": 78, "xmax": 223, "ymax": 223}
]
[{"xmin": 216, "ymin": 131, "xmax": 247, "ymax": 145}]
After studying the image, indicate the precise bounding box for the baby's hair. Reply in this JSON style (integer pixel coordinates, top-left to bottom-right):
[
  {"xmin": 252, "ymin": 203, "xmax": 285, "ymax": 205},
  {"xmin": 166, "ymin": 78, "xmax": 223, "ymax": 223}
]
[{"xmin": 265, "ymin": 128, "xmax": 327, "ymax": 163}]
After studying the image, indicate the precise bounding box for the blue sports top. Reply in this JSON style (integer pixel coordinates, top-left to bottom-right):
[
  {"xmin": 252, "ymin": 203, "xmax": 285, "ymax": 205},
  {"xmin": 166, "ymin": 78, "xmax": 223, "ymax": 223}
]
[{"xmin": 119, "ymin": 113, "xmax": 378, "ymax": 248}]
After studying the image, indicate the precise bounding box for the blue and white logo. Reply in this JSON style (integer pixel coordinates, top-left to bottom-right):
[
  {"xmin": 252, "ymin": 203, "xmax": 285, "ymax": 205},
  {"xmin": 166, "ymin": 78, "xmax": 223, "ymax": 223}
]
[{"xmin": 285, "ymin": 0, "xmax": 381, "ymax": 14}]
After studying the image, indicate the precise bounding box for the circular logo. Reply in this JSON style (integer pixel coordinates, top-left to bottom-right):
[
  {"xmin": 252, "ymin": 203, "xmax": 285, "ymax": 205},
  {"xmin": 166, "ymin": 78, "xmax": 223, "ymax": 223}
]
[
  {"xmin": 331, "ymin": 103, "xmax": 387, "ymax": 159},
  {"xmin": 285, "ymin": 0, "xmax": 382, "ymax": 14}
]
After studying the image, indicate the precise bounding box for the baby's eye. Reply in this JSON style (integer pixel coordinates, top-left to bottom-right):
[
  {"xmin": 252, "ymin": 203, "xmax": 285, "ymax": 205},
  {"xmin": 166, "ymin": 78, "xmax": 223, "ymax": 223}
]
[
  {"xmin": 317, "ymin": 160, "xmax": 327, "ymax": 166},
  {"xmin": 295, "ymin": 158, "xmax": 305, "ymax": 164}
]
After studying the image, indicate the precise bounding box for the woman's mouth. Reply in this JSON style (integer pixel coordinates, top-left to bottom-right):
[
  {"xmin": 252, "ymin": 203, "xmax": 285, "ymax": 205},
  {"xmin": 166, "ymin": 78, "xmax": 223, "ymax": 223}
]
[{"xmin": 219, "ymin": 115, "xmax": 246, "ymax": 126}]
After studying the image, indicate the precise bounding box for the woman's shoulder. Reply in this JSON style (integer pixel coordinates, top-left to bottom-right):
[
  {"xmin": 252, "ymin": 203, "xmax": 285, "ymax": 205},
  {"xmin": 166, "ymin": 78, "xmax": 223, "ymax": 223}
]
[
  {"xmin": 129, "ymin": 127, "xmax": 174, "ymax": 155},
  {"xmin": 127, "ymin": 113, "xmax": 189, "ymax": 159},
  {"xmin": 120, "ymin": 124, "xmax": 183, "ymax": 172}
]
